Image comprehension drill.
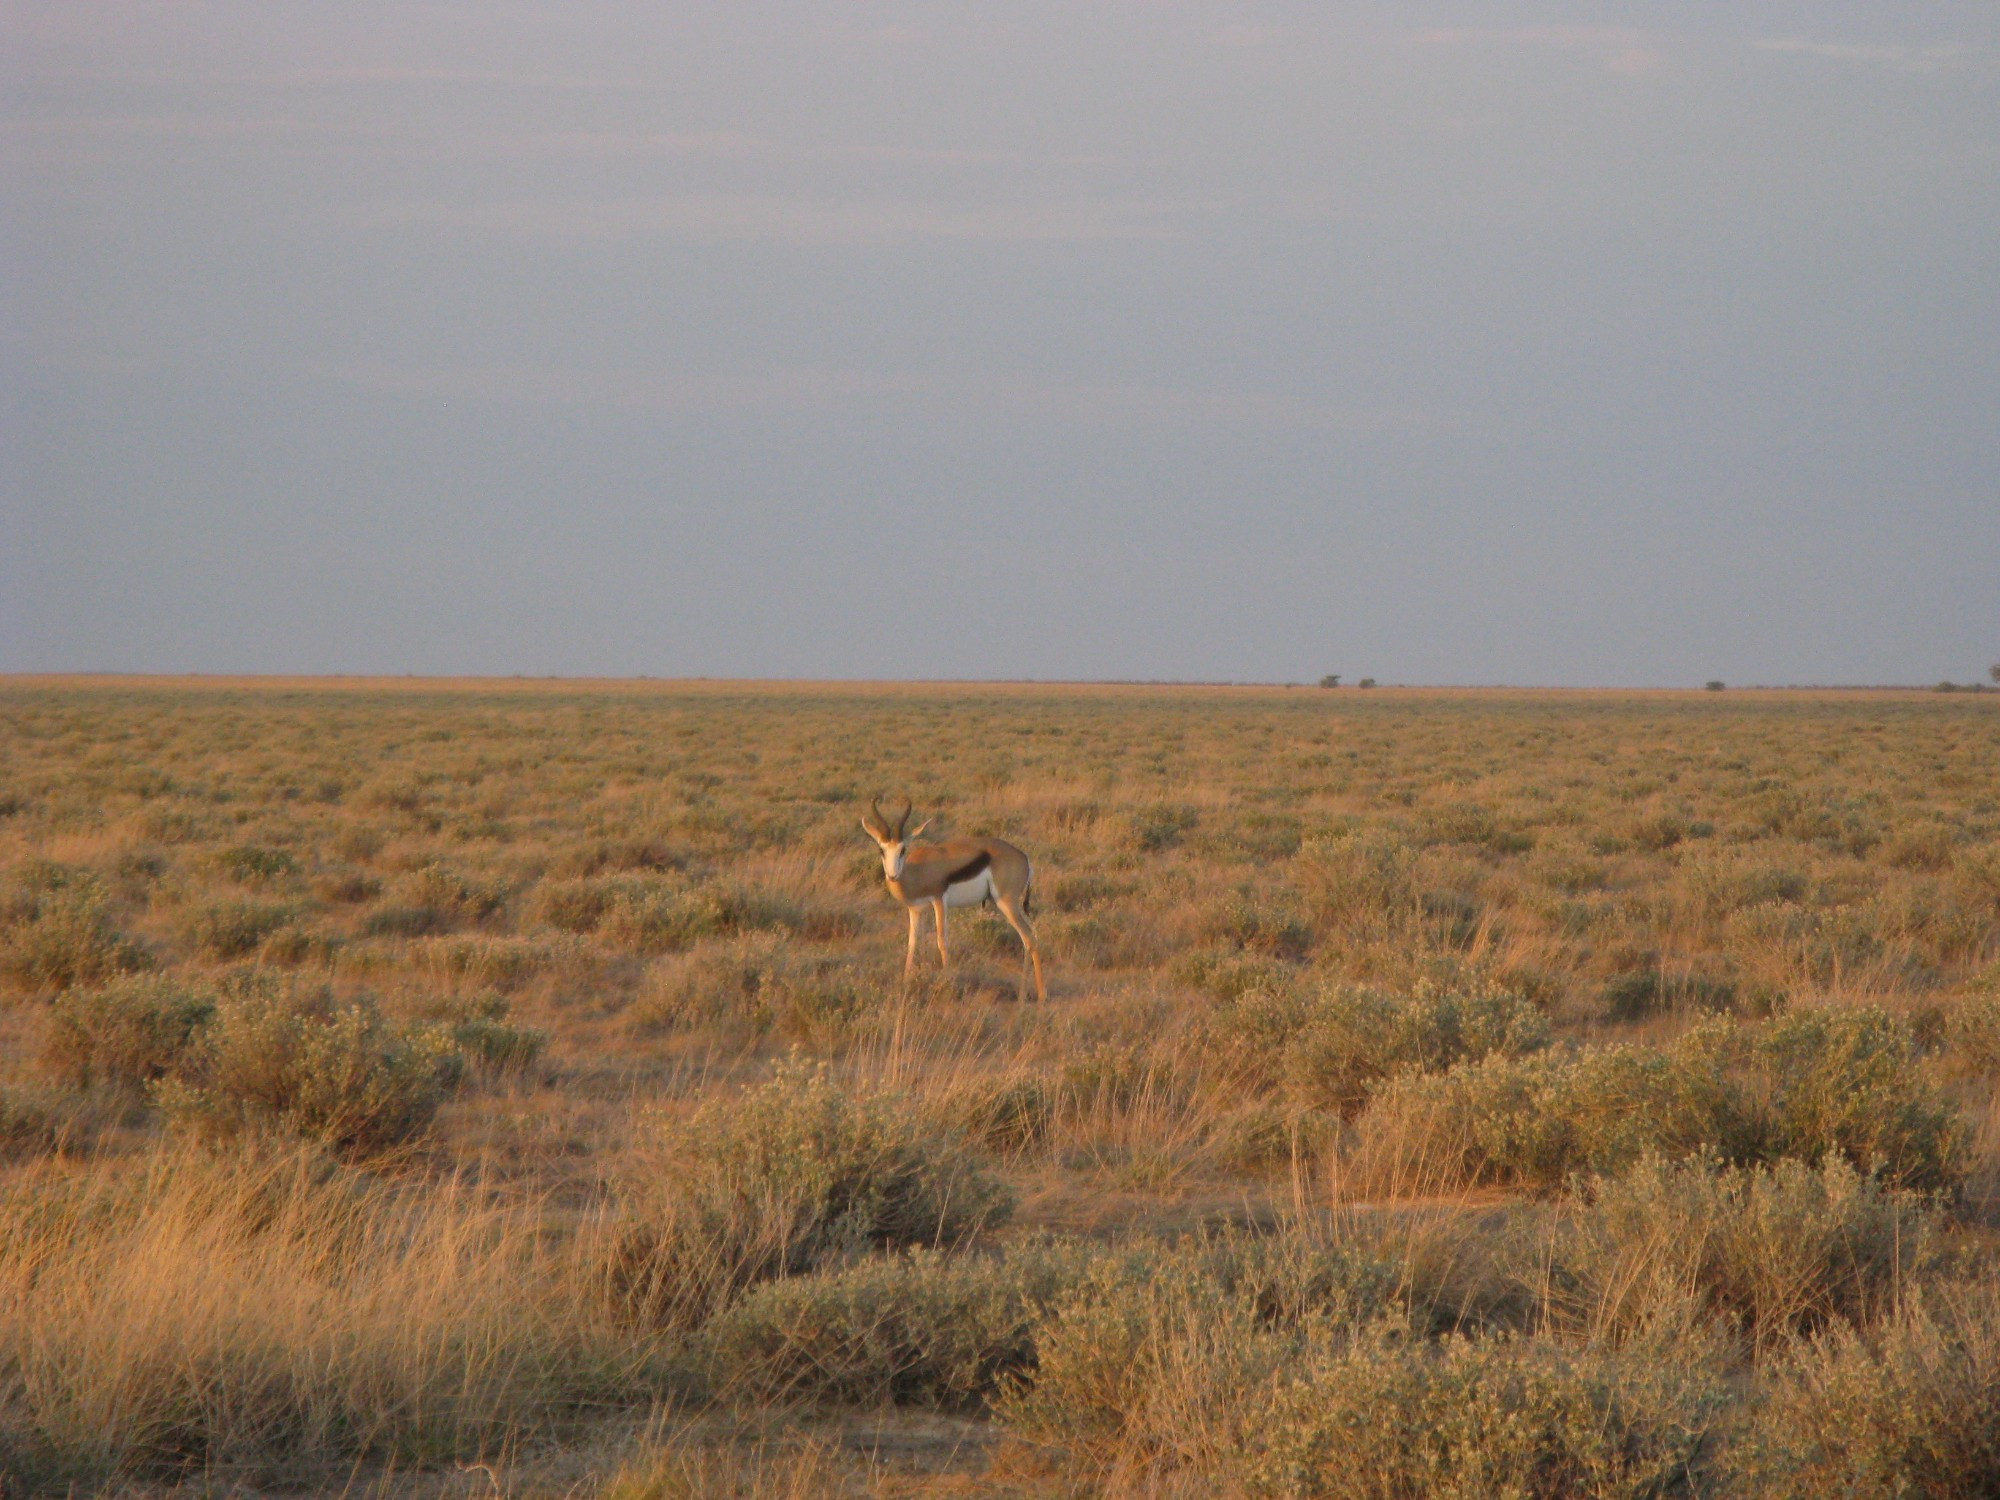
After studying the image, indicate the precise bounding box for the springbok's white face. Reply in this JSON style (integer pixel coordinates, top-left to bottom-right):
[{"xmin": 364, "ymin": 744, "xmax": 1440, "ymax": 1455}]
[
  {"xmin": 879, "ymin": 837, "xmax": 907, "ymax": 882},
  {"xmin": 862, "ymin": 800, "xmax": 928, "ymax": 883}
]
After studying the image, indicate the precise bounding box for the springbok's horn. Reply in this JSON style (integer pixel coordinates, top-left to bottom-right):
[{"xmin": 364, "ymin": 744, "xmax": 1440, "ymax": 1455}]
[
  {"xmin": 866, "ymin": 795, "xmax": 888, "ymax": 837},
  {"xmin": 894, "ymin": 798, "xmax": 912, "ymax": 839}
]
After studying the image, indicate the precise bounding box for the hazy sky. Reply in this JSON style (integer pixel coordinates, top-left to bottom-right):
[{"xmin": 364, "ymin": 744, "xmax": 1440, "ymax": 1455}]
[{"xmin": 5, "ymin": 3, "xmax": 1997, "ymax": 685}]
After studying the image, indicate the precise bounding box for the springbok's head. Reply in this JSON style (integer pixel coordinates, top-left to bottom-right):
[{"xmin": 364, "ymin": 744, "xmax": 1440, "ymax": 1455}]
[{"xmin": 860, "ymin": 796, "xmax": 930, "ymax": 881}]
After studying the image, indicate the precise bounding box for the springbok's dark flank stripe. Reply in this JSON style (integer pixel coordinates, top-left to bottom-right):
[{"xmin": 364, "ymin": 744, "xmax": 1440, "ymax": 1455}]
[{"xmin": 942, "ymin": 851, "xmax": 991, "ymax": 887}]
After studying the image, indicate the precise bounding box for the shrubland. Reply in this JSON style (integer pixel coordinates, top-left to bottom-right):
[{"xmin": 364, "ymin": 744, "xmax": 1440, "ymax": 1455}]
[{"xmin": 0, "ymin": 678, "xmax": 1996, "ymax": 1496}]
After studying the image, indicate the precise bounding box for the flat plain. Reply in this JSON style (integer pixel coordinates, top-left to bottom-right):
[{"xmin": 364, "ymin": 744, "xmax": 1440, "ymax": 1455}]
[{"xmin": 3, "ymin": 677, "xmax": 1999, "ymax": 1497}]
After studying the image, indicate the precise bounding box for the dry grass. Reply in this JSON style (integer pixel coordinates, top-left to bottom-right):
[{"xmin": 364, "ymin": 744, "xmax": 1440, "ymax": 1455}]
[{"xmin": 0, "ymin": 677, "xmax": 1996, "ymax": 1495}]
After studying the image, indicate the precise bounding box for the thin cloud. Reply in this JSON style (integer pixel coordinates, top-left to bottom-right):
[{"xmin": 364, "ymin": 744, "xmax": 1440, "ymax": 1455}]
[
  {"xmin": 340, "ymin": 193, "xmax": 1184, "ymax": 246},
  {"xmin": 0, "ymin": 114, "xmax": 342, "ymax": 139},
  {"xmin": 41, "ymin": 66, "xmax": 650, "ymax": 91},
  {"xmin": 305, "ymin": 357, "xmax": 1429, "ymax": 434},
  {"xmin": 1408, "ymin": 26, "xmax": 1663, "ymax": 74},
  {"xmin": 1753, "ymin": 39, "xmax": 1970, "ymax": 73},
  {"xmin": 422, "ymin": 129, "xmax": 1090, "ymax": 169},
  {"xmin": 1411, "ymin": 26, "xmax": 1648, "ymax": 50}
]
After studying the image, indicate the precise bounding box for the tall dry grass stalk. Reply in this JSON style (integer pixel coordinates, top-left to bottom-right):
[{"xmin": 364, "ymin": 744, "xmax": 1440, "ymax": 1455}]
[{"xmin": 0, "ymin": 1146, "xmax": 652, "ymax": 1488}]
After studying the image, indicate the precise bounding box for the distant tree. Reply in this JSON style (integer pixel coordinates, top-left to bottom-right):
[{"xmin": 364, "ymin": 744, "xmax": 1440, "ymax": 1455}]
[
  {"xmin": 1936, "ymin": 681, "xmax": 1961, "ymax": 693},
  {"xmin": 1358, "ymin": 677, "xmax": 1378, "ymax": 689},
  {"xmin": 1990, "ymin": 663, "xmax": 2000, "ymax": 685},
  {"xmin": 1705, "ymin": 680, "xmax": 1725, "ymax": 692},
  {"xmin": 1319, "ymin": 674, "xmax": 1341, "ymax": 688}
]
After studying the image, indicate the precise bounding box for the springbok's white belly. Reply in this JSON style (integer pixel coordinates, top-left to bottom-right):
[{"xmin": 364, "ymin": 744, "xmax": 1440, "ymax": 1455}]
[{"xmin": 942, "ymin": 871, "xmax": 995, "ymax": 908}]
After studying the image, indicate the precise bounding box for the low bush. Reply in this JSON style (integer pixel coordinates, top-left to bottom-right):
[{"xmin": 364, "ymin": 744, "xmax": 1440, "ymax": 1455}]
[
  {"xmin": 156, "ymin": 980, "xmax": 461, "ymax": 1156},
  {"xmin": 996, "ymin": 1230, "xmax": 1715, "ymax": 1495},
  {"xmin": 0, "ymin": 862, "xmax": 150, "ymax": 996},
  {"xmin": 630, "ymin": 938, "xmax": 793, "ymax": 1034},
  {"xmin": 629, "ymin": 939, "xmax": 873, "ymax": 1045},
  {"xmin": 408, "ymin": 935, "xmax": 548, "ymax": 991},
  {"xmin": 1238, "ymin": 1327, "xmax": 1725, "ymax": 1500},
  {"xmin": 1557, "ymin": 1155, "xmax": 1940, "ymax": 1350},
  {"xmin": 1727, "ymin": 1283, "xmax": 2000, "ymax": 1497},
  {"xmin": 699, "ymin": 1244, "xmax": 1076, "ymax": 1410},
  {"xmin": 607, "ymin": 1060, "xmax": 1012, "ymax": 1329},
  {"xmin": 1946, "ymin": 989, "xmax": 2000, "ymax": 1076},
  {"xmin": 996, "ymin": 1232, "xmax": 1404, "ymax": 1470},
  {"xmin": 390, "ymin": 862, "xmax": 508, "ymax": 924},
  {"xmin": 1173, "ymin": 947, "xmax": 1299, "ymax": 1003},
  {"xmin": 1204, "ymin": 974, "xmax": 1549, "ymax": 1112},
  {"xmin": 1350, "ymin": 1011, "xmax": 1967, "ymax": 1196},
  {"xmin": 209, "ymin": 844, "xmax": 298, "ymax": 884},
  {"xmin": 1349, "ymin": 1026, "xmax": 1759, "ymax": 1194},
  {"xmin": 1296, "ymin": 833, "xmax": 1422, "ymax": 936},
  {"xmin": 1757, "ymin": 1007, "xmax": 1965, "ymax": 1191},
  {"xmin": 175, "ymin": 898, "xmax": 296, "ymax": 960},
  {"xmin": 536, "ymin": 875, "xmax": 820, "ymax": 954},
  {"xmin": 44, "ymin": 975, "xmax": 216, "ymax": 1093},
  {"xmin": 448, "ymin": 1013, "xmax": 548, "ymax": 1077}
]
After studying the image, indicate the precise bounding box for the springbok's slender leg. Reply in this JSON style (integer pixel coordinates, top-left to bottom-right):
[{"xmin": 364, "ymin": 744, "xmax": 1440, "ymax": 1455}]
[
  {"xmin": 994, "ymin": 895, "xmax": 1046, "ymax": 1002},
  {"xmin": 905, "ymin": 906, "xmax": 922, "ymax": 978},
  {"xmin": 932, "ymin": 898, "xmax": 950, "ymax": 969}
]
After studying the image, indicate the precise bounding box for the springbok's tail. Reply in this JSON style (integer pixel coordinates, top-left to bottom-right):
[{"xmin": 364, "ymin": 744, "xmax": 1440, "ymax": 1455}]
[{"xmin": 1024, "ymin": 870, "xmax": 1033, "ymax": 916}]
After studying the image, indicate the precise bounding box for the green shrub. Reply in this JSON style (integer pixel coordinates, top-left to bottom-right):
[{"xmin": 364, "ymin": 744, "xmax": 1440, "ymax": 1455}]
[
  {"xmin": 210, "ymin": 844, "xmax": 298, "ymax": 883},
  {"xmin": 1945, "ymin": 990, "xmax": 2000, "ymax": 1076},
  {"xmin": 1351, "ymin": 1026, "xmax": 1761, "ymax": 1194},
  {"xmin": 409, "ymin": 935, "xmax": 548, "ymax": 991},
  {"xmin": 608, "ymin": 1060, "xmax": 1012, "ymax": 1329},
  {"xmin": 1280, "ymin": 979, "xmax": 1550, "ymax": 1116},
  {"xmin": 1351, "ymin": 1012, "xmax": 1967, "ymax": 1196},
  {"xmin": 536, "ymin": 874, "xmax": 811, "ymax": 954},
  {"xmin": 630, "ymin": 938, "xmax": 791, "ymax": 1034},
  {"xmin": 1174, "ymin": 948, "xmax": 1299, "ymax": 1003},
  {"xmin": 533, "ymin": 876, "xmax": 618, "ymax": 934},
  {"xmin": 176, "ymin": 898, "xmax": 296, "ymax": 960},
  {"xmin": 699, "ymin": 1245, "xmax": 1075, "ymax": 1410},
  {"xmin": 44, "ymin": 975, "xmax": 215, "ymax": 1093},
  {"xmin": 1212, "ymin": 892, "xmax": 1314, "ymax": 959},
  {"xmin": 0, "ymin": 862, "xmax": 150, "ymax": 995},
  {"xmin": 996, "ymin": 1232, "xmax": 1403, "ymax": 1469},
  {"xmin": 1297, "ymin": 834, "xmax": 1421, "ymax": 934},
  {"xmin": 387, "ymin": 861, "xmax": 501, "ymax": 917},
  {"xmin": 772, "ymin": 966, "xmax": 872, "ymax": 1046},
  {"xmin": 629, "ymin": 939, "xmax": 872, "ymax": 1043},
  {"xmin": 1728, "ymin": 1284, "xmax": 2000, "ymax": 1497},
  {"xmin": 1239, "ymin": 1327, "xmax": 1724, "ymax": 1500},
  {"xmin": 1204, "ymin": 976, "xmax": 1549, "ymax": 1112},
  {"xmin": 995, "ymin": 1232, "xmax": 1707, "ymax": 1493},
  {"xmin": 397, "ymin": 991, "xmax": 547, "ymax": 1078},
  {"xmin": 995, "ymin": 1248, "xmax": 1282, "ymax": 1469},
  {"xmin": 156, "ymin": 981, "xmax": 461, "ymax": 1156},
  {"xmin": 1559, "ymin": 1155, "xmax": 1940, "ymax": 1350},
  {"xmin": 1756, "ymin": 1007, "xmax": 1964, "ymax": 1191},
  {"xmin": 448, "ymin": 1014, "xmax": 548, "ymax": 1077}
]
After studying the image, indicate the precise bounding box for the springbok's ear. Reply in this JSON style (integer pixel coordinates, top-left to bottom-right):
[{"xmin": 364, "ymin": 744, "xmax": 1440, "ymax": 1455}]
[
  {"xmin": 860, "ymin": 817, "xmax": 885, "ymax": 844},
  {"xmin": 906, "ymin": 817, "xmax": 933, "ymax": 841}
]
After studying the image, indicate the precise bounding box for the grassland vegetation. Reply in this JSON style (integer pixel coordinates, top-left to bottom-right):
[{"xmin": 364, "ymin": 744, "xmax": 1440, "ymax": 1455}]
[{"xmin": 0, "ymin": 679, "xmax": 1995, "ymax": 1494}]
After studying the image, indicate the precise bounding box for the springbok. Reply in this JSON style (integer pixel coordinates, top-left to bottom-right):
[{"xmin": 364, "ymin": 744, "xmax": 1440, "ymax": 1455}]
[{"xmin": 861, "ymin": 797, "xmax": 1046, "ymax": 1001}]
